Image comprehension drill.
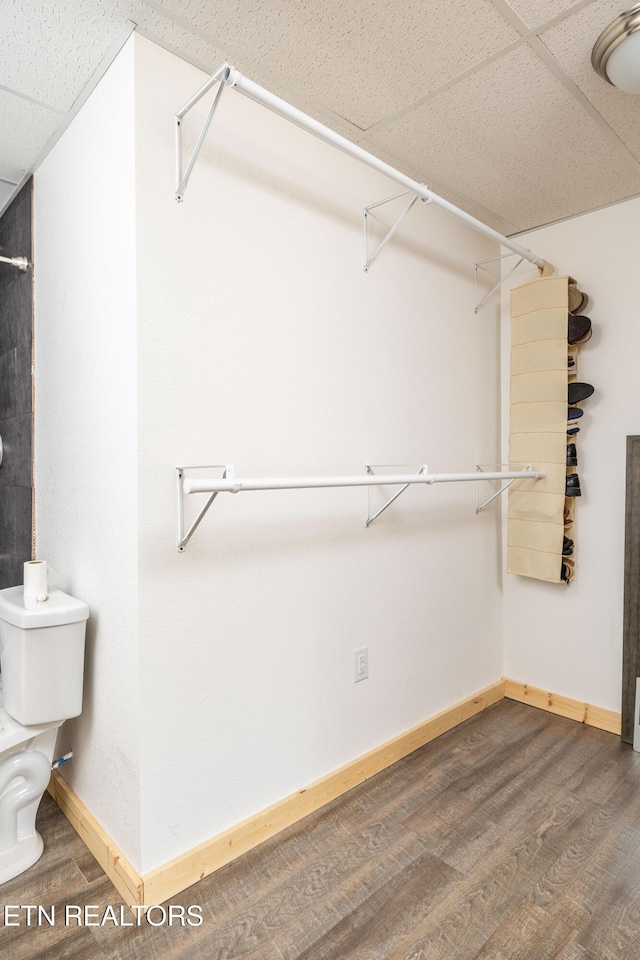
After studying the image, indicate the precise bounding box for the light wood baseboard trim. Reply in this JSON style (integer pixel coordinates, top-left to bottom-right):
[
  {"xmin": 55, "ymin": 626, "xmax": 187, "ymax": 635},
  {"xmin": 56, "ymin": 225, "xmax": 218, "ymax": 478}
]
[
  {"xmin": 504, "ymin": 678, "xmax": 621, "ymax": 735},
  {"xmin": 47, "ymin": 771, "xmax": 143, "ymax": 906},
  {"xmin": 142, "ymin": 679, "xmax": 506, "ymax": 905},
  {"xmin": 47, "ymin": 678, "xmax": 621, "ymax": 907}
]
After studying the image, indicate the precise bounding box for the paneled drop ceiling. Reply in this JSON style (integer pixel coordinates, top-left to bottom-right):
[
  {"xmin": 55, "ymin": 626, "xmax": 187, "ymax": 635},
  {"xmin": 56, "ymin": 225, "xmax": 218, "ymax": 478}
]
[{"xmin": 2, "ymin": 0, "xmax": 640, "ymax": 234}]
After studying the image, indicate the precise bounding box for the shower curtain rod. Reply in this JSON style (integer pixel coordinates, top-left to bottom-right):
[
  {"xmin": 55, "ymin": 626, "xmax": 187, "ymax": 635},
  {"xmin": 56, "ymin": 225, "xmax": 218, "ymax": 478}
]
[{"xmin": 175, "ymin": 64, "xmax": 545, "ymax": 270}]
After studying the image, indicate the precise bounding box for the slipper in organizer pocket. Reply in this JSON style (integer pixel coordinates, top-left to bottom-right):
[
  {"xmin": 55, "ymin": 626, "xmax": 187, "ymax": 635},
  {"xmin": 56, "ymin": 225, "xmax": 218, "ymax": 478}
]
[
  {"xmin": 568, "ymin": 382, "xmax": 594, "ymax": 404},
  {"xmin": 568, "ymin": 315, "xmax": 592, "ymax": 344}
]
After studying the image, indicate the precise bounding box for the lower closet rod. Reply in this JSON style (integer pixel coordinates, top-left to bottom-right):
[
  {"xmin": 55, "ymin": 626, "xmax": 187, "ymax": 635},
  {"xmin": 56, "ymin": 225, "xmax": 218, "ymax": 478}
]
[{"xmin": 183, "ymin": 470, "xmax": 545, "ymax": 495}]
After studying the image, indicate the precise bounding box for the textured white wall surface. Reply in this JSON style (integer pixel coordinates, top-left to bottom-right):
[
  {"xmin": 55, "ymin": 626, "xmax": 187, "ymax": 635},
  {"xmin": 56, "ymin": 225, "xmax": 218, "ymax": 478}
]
[
  {"xmin": 501, "ymin": 196, "xmax": 640, "ymax": 712},
  {"xmin": 33, "ymin": 40, "xmax": 141, "ymax": 867},
  {"xmin": 133, "ymin": 36, "xmax": 503, "ymax": 872}
]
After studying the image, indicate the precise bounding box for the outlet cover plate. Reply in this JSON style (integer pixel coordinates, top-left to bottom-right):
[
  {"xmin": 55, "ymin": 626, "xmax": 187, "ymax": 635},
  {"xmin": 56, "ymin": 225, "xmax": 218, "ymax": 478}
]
[{"xmin": 354, "ymin": 647, "xmax": 369, "ymax": 682}]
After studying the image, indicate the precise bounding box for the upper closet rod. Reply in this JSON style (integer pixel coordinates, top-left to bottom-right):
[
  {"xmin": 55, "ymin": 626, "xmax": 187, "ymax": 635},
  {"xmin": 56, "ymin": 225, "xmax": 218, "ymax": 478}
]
[{"xmin": 175, "ymin": 64, "xmax": 545, "ymax": 270}]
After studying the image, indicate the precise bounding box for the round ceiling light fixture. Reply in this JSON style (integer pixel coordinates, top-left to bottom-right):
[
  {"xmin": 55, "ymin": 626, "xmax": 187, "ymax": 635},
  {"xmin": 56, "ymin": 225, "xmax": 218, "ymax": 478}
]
[{"xmin": 592, "ymin": 3, "xmax": 640, "ymax": 93}]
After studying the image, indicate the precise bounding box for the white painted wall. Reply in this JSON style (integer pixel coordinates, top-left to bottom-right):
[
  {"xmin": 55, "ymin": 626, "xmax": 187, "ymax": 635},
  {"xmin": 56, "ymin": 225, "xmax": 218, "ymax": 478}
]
[
  {"xmin": 501, "ymin": 196, "xmax": 640, "ymax": 713},
  {"xmin": 133, "ymin": 36, "xmax": 503, "ymax": 872},
  {"xmin": 33, "ymin": 41, "xmax": 140, "ymax": 866}
]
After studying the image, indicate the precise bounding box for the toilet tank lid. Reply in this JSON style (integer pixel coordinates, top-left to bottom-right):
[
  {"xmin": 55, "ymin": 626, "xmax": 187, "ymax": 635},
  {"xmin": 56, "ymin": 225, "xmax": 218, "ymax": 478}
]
[{"xmin": 0, "ymin": 586, "xmax": 89, "ymax": 628}]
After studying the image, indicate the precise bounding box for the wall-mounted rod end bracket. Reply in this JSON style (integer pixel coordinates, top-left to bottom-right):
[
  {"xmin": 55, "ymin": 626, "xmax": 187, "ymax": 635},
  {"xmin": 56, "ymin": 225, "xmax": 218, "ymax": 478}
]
[{"xmin": 176, "ymin": 465, "xmax": 233, "ymax": 550}]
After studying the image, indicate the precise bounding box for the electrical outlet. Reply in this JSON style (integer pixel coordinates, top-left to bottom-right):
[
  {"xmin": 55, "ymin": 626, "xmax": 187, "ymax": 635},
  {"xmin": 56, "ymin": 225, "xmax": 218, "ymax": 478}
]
[{"xmin": 354, "ymin": 647, "xmax": 369, "ymax": 682}]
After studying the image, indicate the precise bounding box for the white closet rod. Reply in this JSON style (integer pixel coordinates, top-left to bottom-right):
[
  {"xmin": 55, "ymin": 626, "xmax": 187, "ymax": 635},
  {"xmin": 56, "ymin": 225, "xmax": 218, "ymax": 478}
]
[
  {"xmin": 183, "ymin": 470, "xmax": 545, "ymax": 495},
  {"xmin": 175, "ymin": 64, "xmax": 545, "ymax": 270}
]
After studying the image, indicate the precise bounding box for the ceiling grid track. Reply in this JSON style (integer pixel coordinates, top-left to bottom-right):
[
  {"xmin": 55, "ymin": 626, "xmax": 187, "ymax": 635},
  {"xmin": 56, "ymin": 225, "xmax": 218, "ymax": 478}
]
[{"xmin": 491, "ymin": 0, "xmax": 640, "ymax": 174}]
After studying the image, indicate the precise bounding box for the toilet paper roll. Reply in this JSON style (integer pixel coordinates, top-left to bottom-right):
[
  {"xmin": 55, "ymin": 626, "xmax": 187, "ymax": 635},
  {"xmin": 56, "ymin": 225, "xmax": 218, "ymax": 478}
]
[{"xmin": 24, "ymin": 560, "xmax": 48, "ymax": 601}]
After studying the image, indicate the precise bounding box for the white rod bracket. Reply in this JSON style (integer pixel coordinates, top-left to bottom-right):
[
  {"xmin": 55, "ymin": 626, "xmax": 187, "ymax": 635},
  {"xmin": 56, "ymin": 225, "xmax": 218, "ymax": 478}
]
[
  {"xmin": 175, "ymin": 63, "xmax": 232, "ymax": 202},
  {"xmin": 176, "ymin": 465, "xmax": 234, "ymax": 551},
  {"xmin": 474, "ymin": 252, "xmax": 533, "ymax": 314},
  {"xmin": 365, "ymin": 464, "xmax": 428, "ymax": 525},
  {"xmin": 475, "ymin": 463, "xmax": 535, "ymax": 513},
  {"xmin": 362, "ymin": 192, "xmax": 430, "ymax": 272}
]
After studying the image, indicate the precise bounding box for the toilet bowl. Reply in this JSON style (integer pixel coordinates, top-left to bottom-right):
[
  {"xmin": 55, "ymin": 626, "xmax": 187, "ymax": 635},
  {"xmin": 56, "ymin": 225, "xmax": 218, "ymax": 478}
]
[{"xmin": 0, "ymin": 586, "xmax": 89, "ymax": 884}]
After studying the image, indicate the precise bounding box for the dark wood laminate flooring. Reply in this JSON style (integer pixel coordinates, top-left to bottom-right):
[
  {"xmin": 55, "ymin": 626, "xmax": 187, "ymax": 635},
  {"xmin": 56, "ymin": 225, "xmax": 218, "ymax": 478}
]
[{"xmin": 4, "ymin": 699, "xmax": 640, "ymax": 960}]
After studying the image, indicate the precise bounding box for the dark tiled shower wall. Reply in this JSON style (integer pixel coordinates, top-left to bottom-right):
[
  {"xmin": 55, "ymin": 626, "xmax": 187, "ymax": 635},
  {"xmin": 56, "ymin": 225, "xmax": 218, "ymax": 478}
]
[{"xmin": 0, "ymin": 180, "xmax": 33, "ymax": 587}]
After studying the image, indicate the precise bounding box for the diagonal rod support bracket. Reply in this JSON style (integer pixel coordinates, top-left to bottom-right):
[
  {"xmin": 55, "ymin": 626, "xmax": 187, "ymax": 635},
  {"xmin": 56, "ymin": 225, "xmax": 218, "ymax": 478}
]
[
  {"xmin": 363, "ymin": 190, "xmax": 430, "ymax": 272},
  {"xmin": 474, "ymin": 252, "xmax": 532, "ymax": 314},
  {"xmin": 365, "ymin": 464, "xmax": 428, "ymax": 526},
  {"xmin": 175, "ymin": 63, "xmax": 232, "ymax": 202},
  {"xmin": 475, "ymin": 463, "xmax": 534, "ymax": 513},
  {"xmin": 176, "ymin": 465, "xmax": 234, "ymax": 551}
]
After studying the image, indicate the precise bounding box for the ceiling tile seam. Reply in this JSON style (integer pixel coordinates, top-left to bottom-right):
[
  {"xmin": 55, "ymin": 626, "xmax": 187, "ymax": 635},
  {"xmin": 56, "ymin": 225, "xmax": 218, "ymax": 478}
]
[
  {"xmin": 363, "ymin": 36, "xmax": 527, "ymax": 135},
  {"xmin": 507, "ymin": 189, "xmax": 640, "ymax": 238},
  {"xmin": 528, "ymin": 35, "xmax": 640, "ymax": 174},
  {"xmin": 365, "ymin": 0, "xmax": 598, "ymax": 135},
  {"xmin": 490, "ymin": 0, "xmax": 597, "ymax": 38},
  {"xmin": 0, "ymin": 82, "xmax": 66, "ymax": 116},
  {"xmin": 141, "ymin": 0, "xmax": 369, "ymax": 138},
  {"xmin": 350, "ymin": 134, "xmax": 520, "ymax": 235}
]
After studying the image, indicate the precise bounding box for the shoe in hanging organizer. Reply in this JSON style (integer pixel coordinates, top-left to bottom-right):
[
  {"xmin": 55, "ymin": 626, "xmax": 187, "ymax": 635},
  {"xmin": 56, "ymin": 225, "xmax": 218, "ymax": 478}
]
[
  {"xmin": 568, "ymin": 316, "xmax": 592, "ymax": 344},
  {"xmin": 567, "ymin": 443, "xmax": 578, "ymax": 466},
  {"xmin": 561, "ymin": 561, "xmax": 574, "ymax": 583},
  {"xmin": 568, "ymin": 382, "xmax": 594, "ymax": 404},
  {"xmin": 566, "ymin": 473, "xmax": 581, "ymax": 497},
  {"xmin": 568, "ymin": 407, "xmax": 584, "ymax": 421},
  {"xmin": 563, "ymin": 536, "xmax": 574, "ymax": 556},
  {"xmin": 568, "ymin": 288, "xmax": 589, "ymax": 316},
  {"xmin": 567, "ymin": 424, "xmax": 580, "ymax": 436}
]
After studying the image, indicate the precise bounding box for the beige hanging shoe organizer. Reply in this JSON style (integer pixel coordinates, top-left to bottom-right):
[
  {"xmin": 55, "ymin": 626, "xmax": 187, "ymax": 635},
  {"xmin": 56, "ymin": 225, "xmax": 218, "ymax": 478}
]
[{"xmin": 507, "ymin": 272, "xmax": 583, "ymax": 584}]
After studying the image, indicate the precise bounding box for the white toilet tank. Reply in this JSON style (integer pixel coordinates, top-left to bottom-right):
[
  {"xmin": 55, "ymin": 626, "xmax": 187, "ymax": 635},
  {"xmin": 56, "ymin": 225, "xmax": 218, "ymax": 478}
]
[{"xmin": 0, "ymin": 587, "xmax": 89, "ymax": 726}]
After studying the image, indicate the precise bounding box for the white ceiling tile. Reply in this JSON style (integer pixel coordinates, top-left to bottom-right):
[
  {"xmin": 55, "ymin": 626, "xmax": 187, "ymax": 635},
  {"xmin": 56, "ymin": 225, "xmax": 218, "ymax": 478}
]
[
  {"xmin": 0, "ymin": 90, "xmax": 60, "ymax": 179},
  {"xmin": 423, "ymin": 177, "xmax": 521, "ymax": 236},
  {"xmin": 352, "ymin": 137, "xmax": 520, "ymax": 235},
  {"xmin": 366, "ymin": 44, "xmax": 640, "ymax": 232},
  {"xmin": 539, "ymin": 0, "xmax": 640, "ymax": 160},
  {"xmin": 154, "ymin": 0, "xmax": 520, "ymax": 129},
  {"xmin": 499, "ymin": 0, "xmax": 597, "ymax": 30},
  {"xmin": 0, "ymin": 1, "xmax": 133, "ymax": 112},
  {"xmin": 0, "ymin": 182, "xmax": 17, "ymax": 212},
  {"xmin": 0, "ymin": 1, "xmax": 225, "ymax": 114},
  {"xmin": 130, "ymin": 1, "xmax": 226, "ymax": 72}
]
